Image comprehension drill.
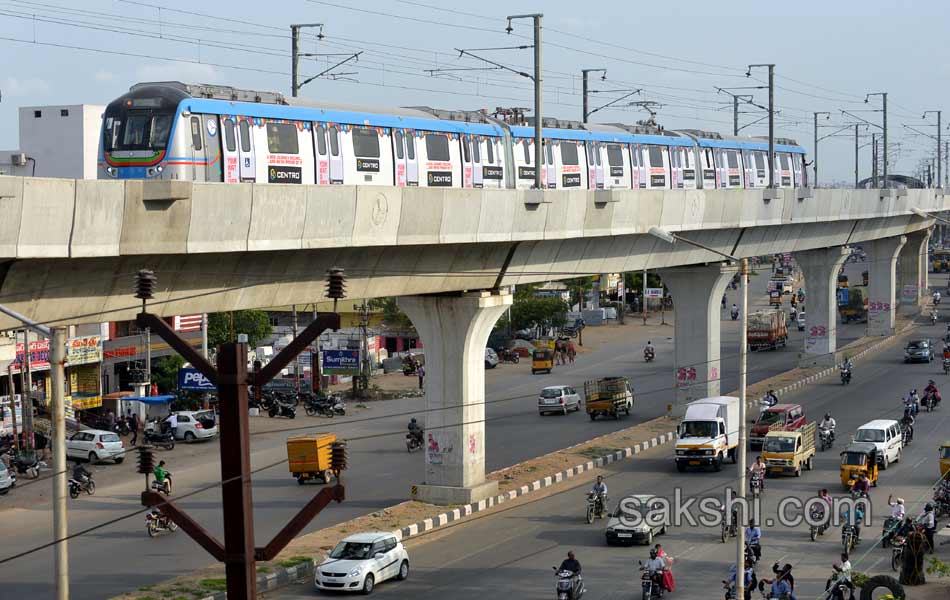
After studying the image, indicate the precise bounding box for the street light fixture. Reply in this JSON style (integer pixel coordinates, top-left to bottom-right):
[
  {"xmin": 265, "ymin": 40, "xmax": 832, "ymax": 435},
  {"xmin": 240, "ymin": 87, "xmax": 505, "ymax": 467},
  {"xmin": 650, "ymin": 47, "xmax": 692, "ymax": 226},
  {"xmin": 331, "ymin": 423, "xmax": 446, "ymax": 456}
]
[{"xmin": 648, "ymin": 226, "xmax": 749, "ymax": 600}]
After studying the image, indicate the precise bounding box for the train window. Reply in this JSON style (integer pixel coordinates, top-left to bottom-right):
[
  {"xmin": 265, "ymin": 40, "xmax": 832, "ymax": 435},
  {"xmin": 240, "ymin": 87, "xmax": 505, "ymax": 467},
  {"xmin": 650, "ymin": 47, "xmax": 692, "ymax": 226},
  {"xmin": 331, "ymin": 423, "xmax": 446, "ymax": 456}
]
[
  {"xmin": 594, "ymin": 144, "xmax": 601, "ymax": 166},
  {"xmin": 472, "ymin": 138, "xmax": 480, "ymax": 163},
  {"xmin": 561, "ymin": 142, "xmax": 579, "ymax": 166},
  {"xmin": 425, "ymin": 133, "xmax": 450, "ymax": 161},
  {"xmin": 606, "ymin": 144, "xmax": 623, "ymax": 167},
  {"xmin": 726, "ymin": 150, "xmax": 739, "ymax": 169},
  {"xmin": 328, "ymin": 126, "xmax": 340, "ymax": 156},
  {"xmin": 315, "ymin": 124, "xmax": 327, "ymax": 155},
  {"xmin": 224, "ymin": 119, "xmax": 236, "ymax": 152},
  {"xmin": 190, "ymin": 116, "xmax": 202, "ymax": 151},
  {"xmin": 782, "ymin": 154, "xmax": 792, "ymax": 170},
  {"xmin": 544, "ymin": 141, "xmax": 553, "ymax": 165},
  {"xmin": 267, "ymin": 122, "xmax": 299, "ymax": 154},
  {"xmin": 486, "ymin": 138, "xmax": 494, "ymax": 164},
  {"xmin": 352, "ymin": 127, "xmax": 380, "ymax": 158},
  {"xmin": 523, "ymin": 139, "xmax": 531, "ymax": 164},
  {"xmin": 406, "ymin": 133, "xmax": 415, "ymax": 160},
  {"xmin": 239, "ymin": 120, "xmax": 251, "ymax": 152},
  {"xmin": 755, "ymin": 152, "xmax": 766, "ymax": 169},
  {"xmin": 462, "ymin": 138, "xmax": 471, "ymax": 163},
  {"xmin": 394, "ymin": 131, "xmax": 404, "ymax": 160},
  {"xmin": 631, "ymin": 147, "xmax": 640, "ymax": 167},
  {"xmin": 648, "ymin": 145, "xmax": 663, "ymax": 167}
]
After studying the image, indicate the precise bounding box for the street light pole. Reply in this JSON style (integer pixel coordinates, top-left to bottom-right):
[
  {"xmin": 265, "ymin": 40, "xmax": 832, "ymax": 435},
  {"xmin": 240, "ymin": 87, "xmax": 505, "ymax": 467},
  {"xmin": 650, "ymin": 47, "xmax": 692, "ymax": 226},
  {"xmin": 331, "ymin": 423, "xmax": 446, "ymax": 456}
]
[
  {"xmin": 748, "ymin": 64, "xmax": 775, "ymax": 188},
  {"xmin": 813, "ymin": 112, "xmax": 830, "ymax": 185},
  {"xmin": 50, "ymin": 326, "xmax": 69, "ymax": 600},
  {"xmin": 647, "ymin": 226, "xmax": 747, "ymax": 600},
  {"xmin": 507, "ymin": 13, "xmax": 543, "ymax": 189}
]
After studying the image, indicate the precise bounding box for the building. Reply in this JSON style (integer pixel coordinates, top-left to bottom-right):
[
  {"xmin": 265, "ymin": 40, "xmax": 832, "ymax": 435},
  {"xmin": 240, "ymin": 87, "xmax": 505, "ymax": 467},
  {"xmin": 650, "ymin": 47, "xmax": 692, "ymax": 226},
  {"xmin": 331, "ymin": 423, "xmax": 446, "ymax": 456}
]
[{"xmin": 0, "ymin": 104, "xmax": 104, "ymax": 179}]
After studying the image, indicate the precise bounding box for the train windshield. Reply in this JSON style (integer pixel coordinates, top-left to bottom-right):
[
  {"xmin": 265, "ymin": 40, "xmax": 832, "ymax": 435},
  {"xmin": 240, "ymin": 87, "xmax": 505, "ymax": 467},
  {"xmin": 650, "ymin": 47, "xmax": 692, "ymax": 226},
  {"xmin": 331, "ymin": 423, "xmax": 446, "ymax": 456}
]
[{"xmin": 104, "ymin": 111, "xmax": 173, "ymax": 152}]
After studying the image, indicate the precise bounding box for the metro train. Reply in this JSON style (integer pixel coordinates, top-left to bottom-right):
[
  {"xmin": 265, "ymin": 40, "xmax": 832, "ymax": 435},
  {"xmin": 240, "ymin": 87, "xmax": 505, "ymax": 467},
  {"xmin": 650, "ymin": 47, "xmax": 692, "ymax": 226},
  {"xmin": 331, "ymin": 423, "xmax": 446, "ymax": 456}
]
[{"xmin": 99, "ymin": 82, "xmax": 808, "ymax": 190}]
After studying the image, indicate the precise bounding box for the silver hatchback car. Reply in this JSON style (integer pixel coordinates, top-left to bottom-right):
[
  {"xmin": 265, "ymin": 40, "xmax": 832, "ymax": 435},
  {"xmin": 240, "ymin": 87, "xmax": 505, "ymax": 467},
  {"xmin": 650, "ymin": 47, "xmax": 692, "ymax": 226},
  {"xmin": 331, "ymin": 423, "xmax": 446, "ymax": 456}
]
[{"xmin": 538, "ymin": 385, "xmax": 581, "ymax": 416}]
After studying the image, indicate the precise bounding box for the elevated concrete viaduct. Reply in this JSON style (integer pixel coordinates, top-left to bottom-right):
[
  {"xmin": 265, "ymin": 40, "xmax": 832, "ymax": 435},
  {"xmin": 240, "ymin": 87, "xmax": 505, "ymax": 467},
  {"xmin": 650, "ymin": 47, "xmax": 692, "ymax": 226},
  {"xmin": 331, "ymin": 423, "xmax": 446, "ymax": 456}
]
[{"xmin": 0, "ymin": 176, "xmax": 944, "ymax": 502}]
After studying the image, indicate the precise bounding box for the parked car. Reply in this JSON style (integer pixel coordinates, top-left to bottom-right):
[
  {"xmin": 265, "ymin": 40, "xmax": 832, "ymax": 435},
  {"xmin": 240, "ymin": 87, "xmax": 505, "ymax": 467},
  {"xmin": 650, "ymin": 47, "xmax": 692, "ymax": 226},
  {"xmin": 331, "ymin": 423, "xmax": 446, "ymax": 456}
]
[
  {"xmin": 904, "ymin": 339, "xmax": 934, "ymax": 363},
  {"xmin": 314, "ymin": 532, "xmax": 409, "ymax": 594},
  {"xmin": 537, "ymin": 385, "xmax": 581, "ymax": 415},
  {"xmin": 854, "ymin": 419, "xmax": 903, "ymax": 468},
  {"xmin": 65, "ymin": 429, "xmax": 124, "ymax": 464},
  {"xmin": 0, "ymin": 458, "xmax": 13, "ymax": 494},
  {"xmin": 484, "ymin": 347, "xmax": 499, "ymax": 369},
  {"xmin": 605, "ymin": 494, "xmax": 667, "ymax": 545},
  {"xmin": 796, "ymin": 311, "xmax": 806, "ymax": 331},
  {"xmin": 171, "ymin": 410, "xmax": 218, "ymax": 442},
  {"xmin": 749, "ymin": 403, "xmax": 806, "ymax": 448}
]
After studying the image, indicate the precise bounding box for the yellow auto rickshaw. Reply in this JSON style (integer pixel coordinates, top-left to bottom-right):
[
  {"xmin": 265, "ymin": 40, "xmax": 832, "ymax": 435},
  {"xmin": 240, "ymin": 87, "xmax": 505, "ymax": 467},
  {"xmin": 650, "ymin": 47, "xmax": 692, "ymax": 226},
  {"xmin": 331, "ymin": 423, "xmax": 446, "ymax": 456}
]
[
  {"xmin": 839, "ymin": 441, "xmax": 879, "ymax": 490},
  {"xmin": 939, "ymin": 441, "xmax": 950, "ymax": 479},
  {"xmin": 531, "ymin": 349, "xmax": 554, "ymax": 374},
  {"xmin": 287, "ymin": 433, "xmax": 337, "ymax": 484}
]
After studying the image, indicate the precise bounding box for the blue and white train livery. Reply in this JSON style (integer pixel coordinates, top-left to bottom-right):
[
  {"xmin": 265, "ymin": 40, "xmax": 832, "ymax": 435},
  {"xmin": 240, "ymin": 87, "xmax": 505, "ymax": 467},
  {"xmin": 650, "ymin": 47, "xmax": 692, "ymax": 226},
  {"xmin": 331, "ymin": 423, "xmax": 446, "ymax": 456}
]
[{"xmin": 99, "ymin": 82, "xmax": 808, "ymax": 190}]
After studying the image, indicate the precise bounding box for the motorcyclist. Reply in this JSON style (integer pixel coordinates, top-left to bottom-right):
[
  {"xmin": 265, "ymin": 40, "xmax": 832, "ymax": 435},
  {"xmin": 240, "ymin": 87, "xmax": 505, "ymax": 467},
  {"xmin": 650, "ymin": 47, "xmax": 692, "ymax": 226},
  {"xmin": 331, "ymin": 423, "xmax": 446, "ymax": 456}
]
[
  {"xmin": 763, "ymin": 389, "xmax": 778, "ymax": 406},
  {"xmin": 943, "ymin": 341, "xmax": 950, "ymax": 361},
  {"xmin": 924, "ymin": 380, "xmax": 941, "ymax": 407},
  {"xmin": 840, "ymin": 357, "xmax": 853, "ymax": 373},
  {"xmin": 726, "ymin": 559, "xmax": 756, "ymax": 600},
  {"xmin": 907, "ymin": 389, "xmax": 920, "ymax": 415},
  {"xmin": 841, "ymin": 503, "xmax": 865, "ymax": 542},
  {"xmin": 558, "ymin": 550, "xmax": 581, "ymax": 575},
  {"xmin": 407, "ymin": 418, "xmax": 424, "ymax": 444},
  {"xmin": 590, "ymin": 475, "xmax": 608, "ymax": 498},
  {"xmin": 934, "ymin": 290, "xmax": 942, "ymax": 305},
  {"xmin": 827, "ymin": 553, "xmax": 855, "ymax": 600},
  {"xmin": 731, "ymin": 304, "xmax": 740, "ymax": 320},
  {"xmin": 72, "ymin": 461, "xmax": 92, "ymax": 485},
  {"xmin": 900, "ymin": 409, "xmax": 915, "ymax": 441},
  {"xmin": 644, "ymin": 548, "xmax": 667, "ymax": 589},
  {"xmin": 153, "ymin": 460, "xmax": 171, "ymax": 495},
  {"xmin": 935, "ymin": 472, "xmax": 950, "ymax": 503},
  {"xmin": 850, "ymin": 473, "xmax": 871, "ymax": 498},
  {"xmin": 749, "ymin": 456, "xmax": 766, "ymax": 491},
  {"xmin": 812, "ymin": 489, "xmax": 832, "ymax": 533},
  {"xmin": 819, "ymin": 413, "xmax": 836, "ymax": 435},
  {"xmin": 760, "ymin": 572, "xmax": 794, "ymax": 599},
  {"xmin": 644, "ymin": 340, "xmax": 655, "ymax": 360},
  {"xmin": 745, "ymin": 519, "xmax": 762, "ymax": 561},
  {"xmin": 887, "ymin": 495, "xmax": 906, "ymax": 520}
]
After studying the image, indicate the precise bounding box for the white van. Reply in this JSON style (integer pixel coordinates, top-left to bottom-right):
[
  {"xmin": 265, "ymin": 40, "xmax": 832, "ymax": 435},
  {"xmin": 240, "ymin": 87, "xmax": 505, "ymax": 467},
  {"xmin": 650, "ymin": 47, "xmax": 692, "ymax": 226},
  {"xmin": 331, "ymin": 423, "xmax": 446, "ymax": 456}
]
[{"xmin": 854, "ymin": 419, "xmax": 903, "ymax": 468}]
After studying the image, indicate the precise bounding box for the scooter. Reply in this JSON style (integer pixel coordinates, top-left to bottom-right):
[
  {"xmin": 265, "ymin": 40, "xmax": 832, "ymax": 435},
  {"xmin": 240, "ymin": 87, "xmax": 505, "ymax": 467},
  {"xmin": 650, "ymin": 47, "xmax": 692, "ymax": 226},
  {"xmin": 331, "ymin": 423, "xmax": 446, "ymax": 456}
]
[
  {"xmin": 8, "ymin": 452, "xmax": 45, "ymax": 479},
  {"xmin": 644, "ymin": 347, "xmax": 655, "ymax": 363},
  {"xmin": 151, "ymin": 473, "xmax": 172, "ymax": 495},
  {"xmin": 268, "ymin": 401, "xmax": 296, "ymax": 419},
  {"xmin": 68, "ymin": 476, "xmax": 96, "ymax": 499},
  {"xmin": 146, "ymin": 510, "xmax": 178, "ymax": 537},
  {"xmin": 143, "ymin": 426, "xmax": 175, "ymax": 451},
  {"xmin": 552, "ymin": 567, "xmax": 584, "ymax": 600}
]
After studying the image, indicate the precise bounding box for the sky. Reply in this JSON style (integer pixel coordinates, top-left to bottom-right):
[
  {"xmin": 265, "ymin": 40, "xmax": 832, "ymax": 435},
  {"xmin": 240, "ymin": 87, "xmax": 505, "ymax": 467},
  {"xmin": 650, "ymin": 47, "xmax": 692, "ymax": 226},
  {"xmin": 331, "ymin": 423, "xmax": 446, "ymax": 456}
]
[{"xmin": 0, "ymin": 0, "xmax": 947, "ymax": 185}]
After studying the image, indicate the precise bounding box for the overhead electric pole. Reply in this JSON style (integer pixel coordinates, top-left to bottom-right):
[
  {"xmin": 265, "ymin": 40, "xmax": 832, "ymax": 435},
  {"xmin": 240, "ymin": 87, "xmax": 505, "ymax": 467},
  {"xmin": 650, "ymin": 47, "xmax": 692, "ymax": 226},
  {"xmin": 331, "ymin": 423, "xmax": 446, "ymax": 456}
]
[
  {"xmin": 581, "ymin": 68, "xmax": 606, "ymax": 123},
  {"xmin": 51, "ymin": 326, "xmax": 68, "ymax": 600},
  {"xmin": 506, "ymin": 13, "xmax": 544, "ymax": 189},
  {"xmin": 923, "ymin": 110, "xmax": 942, "ymax": 187},
  {"xmin": 291, "ymin": 23, "xmax": 325, "ymax": 97},
  {"xmin": 748, "ymin": 64, "xmax": 776, "ymax": 189},
  {"xmin": 866, "ymin": 92, "xmax": 888, "ymax": 187},
  {"xmin": 855, "ymin": 124, "xmax": 860, "ymax": 189},
  {"xmin": 813, "ymin": 112, "xmax": 830, "ymax": 185}
]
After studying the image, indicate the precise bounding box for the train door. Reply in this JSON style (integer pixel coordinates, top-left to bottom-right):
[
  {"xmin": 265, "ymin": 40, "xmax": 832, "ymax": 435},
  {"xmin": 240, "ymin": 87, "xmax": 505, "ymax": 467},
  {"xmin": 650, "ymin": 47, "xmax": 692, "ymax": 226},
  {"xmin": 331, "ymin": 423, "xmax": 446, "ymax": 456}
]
[
  {"xmin": 461, "ymin": 135, "xmax": 474, "ymax": 188},
  {"xmin": 586, "ymin": 142, "xmax": 597, "ymax": 189},
  {"xmin": 187, "ymin": 115, "xmax": 206, "ymax": 182},
  {"xmin": 327, "ymin": 125, "xmax": 343, "ymax": 184},
  {"xmin": 645, "ymin": 145, "xmax": 669, "ymax": 189},
  {"xmin": 545, "ymin": 140, "xmax": 556, "ymax": 188},
  {"xmin": 221, "ymin": 117, "xmax": 239, "ymax": 183},
  {"xmin": 791, "ymin": 153, "xmax": 804, "ymax": 187},
  {"xmin": 594, "ymin": 143, "xmax": 605, "ymax": 189},
  {"xmin": 348, "ymin": 126, "xmax": 390, "ymax": 186},
  {"xmin": 237, "ymin": 118, "xmax": 256, "ymax": 182},
  {"xmin": 315, "ymin": 123, "xmax": 330, "ymax": 185},
  {"xmin": 699, "ymin": 147, "xmax": 715, "ymax": 189},
  {"xmin": 472, "ymin": 136, "xmax": 484, "ymax": 188},
  {"xmin": 779, "ymin": 153, "xmax": 793, "ymax": 187},
  {"xmin": 558, "ymin": 140, "xmax": 583, "ymax": 189},
  {"xmin": 726, "ymin": 149, "xmax": 743, "ymax": 188},
  {"xmin": 604, "ymin": 143, "xmax": 630, "ymax": 189},
  {"xmin": 630, "ymin": 145, "xmax": 641, "ymax": 188},
  {"xmin": 405, "ymin": 132, "xmax": 418, "ymax": 186},
  {"xmin": 514, "ymin": 138, "xmax": 534, "ymax": 189},
  {"xmin": 670, "ymin": 147, "xmax": 683, "ymax": 189},
  {"xmin": 481, "ymin": 137, "xmax": 503, "ymax": 188},
  {"xmin": 742, "ymin": 151, "xmax": 755, "ymax": 188},
  {"xmin": 682, "ymin": 147, "xmax": 697, "ymax": 190},
  {"xmin": 752, "ymin": 151, "xmax": 768, "ymax": 187},
  {"xmin": 199, "ymin": 115, "xmax": 222, "ymax": 182}
]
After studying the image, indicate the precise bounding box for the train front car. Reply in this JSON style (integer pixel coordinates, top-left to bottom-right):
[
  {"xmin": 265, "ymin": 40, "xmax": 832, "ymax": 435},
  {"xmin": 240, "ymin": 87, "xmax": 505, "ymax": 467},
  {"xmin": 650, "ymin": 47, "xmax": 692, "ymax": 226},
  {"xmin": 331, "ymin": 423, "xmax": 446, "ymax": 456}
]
[{"xmin": 99, "ymin": 83, "xmax": 188, "ymax": 180}]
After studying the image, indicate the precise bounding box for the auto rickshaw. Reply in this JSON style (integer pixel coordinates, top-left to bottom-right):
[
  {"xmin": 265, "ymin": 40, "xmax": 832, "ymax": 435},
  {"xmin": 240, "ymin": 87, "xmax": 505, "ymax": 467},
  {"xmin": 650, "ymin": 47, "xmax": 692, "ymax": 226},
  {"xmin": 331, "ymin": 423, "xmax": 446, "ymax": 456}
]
[
  {"xmin": 839, "ymin": 441, "xmax": 879, "ymax": 490},
  {"xmin": 531, "ymin": 349, "xmax": 554, "ymax": 374},
  {"xmin": 940, "ymin": 441, "xmax": 950, "ymax": 478}
]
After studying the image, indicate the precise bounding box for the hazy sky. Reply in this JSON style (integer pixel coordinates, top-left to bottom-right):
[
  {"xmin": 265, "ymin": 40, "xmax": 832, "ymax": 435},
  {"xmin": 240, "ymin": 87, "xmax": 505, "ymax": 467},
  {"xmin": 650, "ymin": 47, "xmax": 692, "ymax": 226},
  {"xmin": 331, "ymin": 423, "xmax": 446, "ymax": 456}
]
[{"xmin": 0, "ymin": 0, "xmax": 947, "ymax": 184}]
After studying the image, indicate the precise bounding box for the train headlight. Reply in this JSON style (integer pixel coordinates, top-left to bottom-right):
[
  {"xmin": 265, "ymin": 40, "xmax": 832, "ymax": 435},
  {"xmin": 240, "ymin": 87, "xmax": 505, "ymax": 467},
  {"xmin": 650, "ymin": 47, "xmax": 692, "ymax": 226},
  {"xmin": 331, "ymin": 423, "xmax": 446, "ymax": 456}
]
[{"xmin": 106, "ymin": 166, "xmax": 117, "ymax": 177}]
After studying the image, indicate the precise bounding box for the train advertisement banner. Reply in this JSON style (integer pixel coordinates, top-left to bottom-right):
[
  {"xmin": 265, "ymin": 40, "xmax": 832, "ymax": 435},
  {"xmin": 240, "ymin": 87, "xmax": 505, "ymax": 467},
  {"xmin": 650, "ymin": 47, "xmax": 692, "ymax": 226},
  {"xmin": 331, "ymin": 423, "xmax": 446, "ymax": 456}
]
[
  {"xmin": 67, "ymin": 335, "xmax": 102, "ymax": 366},
  {"xmin": 483, "ymin": 165, "xmax": 504, "ymax": 180},
  {"xmin": 268, "ymin": 165, "xmax": 302, "ymax": 183},
  {"xmin": 427, "ymin": 171, "xmax": 453, "ymax": 187},
  {"xmin": 322, "ymin": 349, "xmax": 360, "ymax": 375}
]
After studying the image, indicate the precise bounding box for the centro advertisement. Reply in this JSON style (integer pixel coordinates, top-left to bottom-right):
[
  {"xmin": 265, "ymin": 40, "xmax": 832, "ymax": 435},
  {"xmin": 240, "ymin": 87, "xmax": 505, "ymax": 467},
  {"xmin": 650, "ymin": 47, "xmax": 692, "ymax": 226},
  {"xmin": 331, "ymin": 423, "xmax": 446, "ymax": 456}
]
[
  {"xmin": 178, "ymin": 368, "xmax": 215, "ymax": 392},
  {"xmin": 322, "ymin": 349, "xmax": 360, "ymax": 375}
]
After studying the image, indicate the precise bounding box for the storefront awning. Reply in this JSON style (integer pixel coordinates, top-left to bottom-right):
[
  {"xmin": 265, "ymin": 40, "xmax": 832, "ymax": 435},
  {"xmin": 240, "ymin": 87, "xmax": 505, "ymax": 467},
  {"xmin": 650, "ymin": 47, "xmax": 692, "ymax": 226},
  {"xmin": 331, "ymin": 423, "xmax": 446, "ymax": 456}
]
[{"xmin": 123, "ymin": 395, "xmax": 175, "ymax": 405}]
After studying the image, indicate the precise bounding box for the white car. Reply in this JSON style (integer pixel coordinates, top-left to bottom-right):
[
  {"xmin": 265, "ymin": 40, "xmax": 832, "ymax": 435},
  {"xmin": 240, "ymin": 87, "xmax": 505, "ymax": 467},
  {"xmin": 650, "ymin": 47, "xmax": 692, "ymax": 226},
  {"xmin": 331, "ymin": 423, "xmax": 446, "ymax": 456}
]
[
  {"xmin": 171, "ymin": 410, "xmax": 218, "ymax": 442},
  {"xmin": 314, "ymin": 532, "xmax": 409, "ymax": 594},
  {"xmin": 538, "ymin": 385, "xmax": 581, "ymax": 415},
  {"xmin": 485, "ymin": 347, "xmax": 499, "ymax": 369},
  {"xmin": 66, "ymin": 429, "xmax": 125, "ymax": 464},
  {"xmin": 605, "ymin": 494, "xmax": 667, "ymax": 545},
  {"xmin": 0, "ymin": 458, "xmax": 13, "ymax": 494}
]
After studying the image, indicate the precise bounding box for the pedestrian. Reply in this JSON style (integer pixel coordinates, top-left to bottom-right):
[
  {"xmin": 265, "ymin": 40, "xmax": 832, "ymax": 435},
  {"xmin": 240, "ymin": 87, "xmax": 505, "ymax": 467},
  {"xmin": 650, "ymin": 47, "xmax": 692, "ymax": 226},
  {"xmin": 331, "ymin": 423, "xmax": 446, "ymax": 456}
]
[
  {"xmin": 567, "ymin": 341, "xmax": 576, "ymax": 364},
  {"xmin": 166, "ymin": 411, "xmax": 178, "ymax": 439},
  {"xmin": 106, "ymin": 409, "xmax": 115, "ymax": 432},
  {"xmin": 417, "ymin": 364, "xmax": 425, "ymax": 390},
  {"xmin": 722, "ymin": 294, "xmax": 727, "ymax": 310},
  {"xmin": 129, "ymin": 411, "xmax": 139, "ymax": 446}
]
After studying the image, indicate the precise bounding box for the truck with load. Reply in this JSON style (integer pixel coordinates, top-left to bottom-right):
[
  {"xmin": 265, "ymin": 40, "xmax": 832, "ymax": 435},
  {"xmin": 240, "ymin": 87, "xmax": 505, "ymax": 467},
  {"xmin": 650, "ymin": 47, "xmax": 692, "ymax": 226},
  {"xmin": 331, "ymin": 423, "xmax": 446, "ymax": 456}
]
[
  {"xmin": 762, "ymin": 421, "xmax": 816, "ymax": 477},
  {"xmin": 747, "ymin": 310, "xmax": 788, "ymax": 350},
  {"xmin": 583, "ymin": 377, "xmax": 633, "ymax": 420},
  {"xmin": 674, "ymin": 396, "xmax": 740, "ymax": 472}
]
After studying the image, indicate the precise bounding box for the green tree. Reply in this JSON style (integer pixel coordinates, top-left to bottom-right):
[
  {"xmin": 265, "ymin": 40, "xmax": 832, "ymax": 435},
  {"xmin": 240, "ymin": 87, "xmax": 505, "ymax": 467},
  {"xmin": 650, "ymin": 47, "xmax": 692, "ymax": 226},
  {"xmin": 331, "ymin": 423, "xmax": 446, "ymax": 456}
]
[
  {"xmin": 368, "ymin": 297, "xmax": 416, "ymax": 333},
  {"xmin": 207, "ymin": 310, "xmax": 272, "ymax": 349},
  {"xmin": 152, "ymin": 355, "xmax": 184, "ymax": 394},
  {"xmin": 509, "ymin": 296, "xmax": 569, "ymax": 330}
]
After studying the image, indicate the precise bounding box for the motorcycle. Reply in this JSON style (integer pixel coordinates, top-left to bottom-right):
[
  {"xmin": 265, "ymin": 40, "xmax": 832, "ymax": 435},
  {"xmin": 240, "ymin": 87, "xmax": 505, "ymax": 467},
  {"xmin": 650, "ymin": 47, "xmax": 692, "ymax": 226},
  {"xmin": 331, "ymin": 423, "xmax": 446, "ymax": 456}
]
[
  {"xmin": 841, "ymin": 523, "xmax": 857, "ymax": 553},
  {"xmin": 268, "ymin": 401, "xmax": 296, "ymax": 419},
  {"xmin": 721, "ymin": 512, "xmax": 738, "ymax": 543},
  {"xmin": 68, "ymin": 476, "xmax": 95, "ymax": 499},
  {"xmin": 146, "ymin": 510, "xmax": 178, "ymax": 537},
  {"xmin": 731, "ymin": 308, "xmax": 739, "ymax": 321},
  {"xmin": 406, "ymin": 431, "xmax": 423, "ymax": 452},
  {"xmin": 143, "ymin": 426, "xmax": 175, "ymax": 451},
  {"xmin": 809, "ymin": 505, "xmax": 829, "ymax": 541},
  {"xmin": 644, "ymin": 347, "xmax": 655, "ymax": 363},
  {"xmin": 900, "ymin": 422, "xmax": 914, "ymax": 446},
  {"xmin": 824, "ymin": 571, "xmax": 851, "ymax": 600},
  {"xmin": 304, "ymin": 396, "xmax": 335, "ymax": 418},
  {"xmin": 745, "ymin": 543, "xmax": 760, "ymax": 567},
  {"xmin": 923, "ymin": 391, "xmax": 940, "ymax": 412},
  {"xmin": 840, "ymin": 368, "xmax": 851, "ymax": 385},
  {"xmin": 113, "ymin": 418, "xmax": 131, "ymax": 436},
  {"xmin": 8, "ymin": 452, "xmax": 45, "ymax": 479},
  {"xmin": 818, "ymin": 427, "xmax": 835, "ymax": 451},
  {"xmin": 586, "ymin": 492, "xmax": 607, "ymax": 524},
  {"xmin": 944, "ymin": 358, "xmax": 950, "ymax": 375},
  {"xmin": 749, "ymin": 473, "xmax": 763, "ymax": 498},
  {"xmin": 933, "ymin": 312, "xmax": 939, "ymax": 326},
  {"xmin": 881, "ymin": 516, "xmax": 900, "ymax": 548},
  {"xmin": 552, "ymin": 567, "xmax": 583, "ymax": 600},
  {"xmin": 402, "ymin": 358, "xmax": 418, "ymax": 376},
  {"xmin": 498, "ymin": 348, "xmax": 520, "ymax": 364},
  {"xmin": 151, "ymin": 472, "xmax": 172, "ymax": 495},
  {"xmin": 639, "ymin": 563, "xmax": 664, "ymax": 600},
  {"xmin": 890, "ymin": 535, "xmax": 907, "ymax": 571}
]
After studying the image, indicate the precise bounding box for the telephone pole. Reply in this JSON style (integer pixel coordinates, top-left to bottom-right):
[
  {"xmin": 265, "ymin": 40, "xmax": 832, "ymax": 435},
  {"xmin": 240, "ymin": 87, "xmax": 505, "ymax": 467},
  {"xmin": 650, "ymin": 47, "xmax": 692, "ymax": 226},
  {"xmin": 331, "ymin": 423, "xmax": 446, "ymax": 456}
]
[
  {"xmin": 291, "ymin": 23, "xmax": 325, "ymax": 97},
  {"xmin": 506, "ymin": 14, "xmax": 543, "ymax": 189},
  {"xmin": 51, "ymin": 326, "xmax": 69, "ymax": 600},
  {"xmin": 20, "ymin": 329, "xmax": 34, "ymax": 459},
  {"xmin": 813, "ymin": 112, "xmax": 831, "ymax": 185}
]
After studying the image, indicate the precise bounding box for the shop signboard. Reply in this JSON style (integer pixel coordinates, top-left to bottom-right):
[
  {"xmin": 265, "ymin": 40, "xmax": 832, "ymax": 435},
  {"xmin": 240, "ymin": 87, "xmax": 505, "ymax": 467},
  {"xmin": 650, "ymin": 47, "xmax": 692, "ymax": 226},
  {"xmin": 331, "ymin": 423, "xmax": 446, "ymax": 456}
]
[
  {"xmin": 177, "ymin": 368, "xmax": 216, "ymax": 392},
  {"xmin": 14, "ymin": 340, "xmax": 50, "ymax": 371},
  {"xmin": 67, "ymin": 335, "xmax": 102, "ymax": 365},
  {"xmin": 322, "ymin": 349, "xmax": 360, "ymax": 375}
]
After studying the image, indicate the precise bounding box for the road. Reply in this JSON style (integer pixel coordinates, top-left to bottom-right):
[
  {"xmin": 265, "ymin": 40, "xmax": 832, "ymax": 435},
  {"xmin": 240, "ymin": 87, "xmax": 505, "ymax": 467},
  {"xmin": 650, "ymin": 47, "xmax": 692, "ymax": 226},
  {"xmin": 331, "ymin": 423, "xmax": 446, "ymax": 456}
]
[
  {"xmin": 0, "ymin": 265, "xmax": 878, "ymax": 598},
  {"xmin": 274, "ymin": 288, "xmax": 949, "ymax": 600}
]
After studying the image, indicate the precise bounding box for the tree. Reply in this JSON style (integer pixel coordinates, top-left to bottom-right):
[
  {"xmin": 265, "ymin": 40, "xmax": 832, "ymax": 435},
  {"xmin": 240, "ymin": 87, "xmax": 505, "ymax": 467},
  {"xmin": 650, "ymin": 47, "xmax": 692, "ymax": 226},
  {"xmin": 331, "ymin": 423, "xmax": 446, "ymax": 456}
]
[
  {"xmin": 207, "ymin": 310, "xmax": 272, "ymax": 350},
  {"xmin": 152, "ymin": 355, "xmax": 184, "ymax": 394},
  {"xmin": 509, "ymin": 296, "xmax": 569, "ymax": 331},
  {"xmin": 368, "ymin": 297, "xmax": 416, "ymax": 333}
]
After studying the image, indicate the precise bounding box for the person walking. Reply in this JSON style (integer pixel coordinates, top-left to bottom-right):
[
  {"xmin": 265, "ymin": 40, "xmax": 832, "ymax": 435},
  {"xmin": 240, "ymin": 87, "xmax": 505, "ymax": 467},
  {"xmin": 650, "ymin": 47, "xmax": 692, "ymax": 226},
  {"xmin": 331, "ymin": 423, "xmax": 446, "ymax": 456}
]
[
  {"xmin": 129, "ymin": 411, "xmax": 139, "ymax": 447},
  {"xmin": 567, "ymin": 341, "xmax": 576, "ymax": 364},
  {"xmin": 417, "ymin": 364, "xmax": 425, "ymax": 390}
]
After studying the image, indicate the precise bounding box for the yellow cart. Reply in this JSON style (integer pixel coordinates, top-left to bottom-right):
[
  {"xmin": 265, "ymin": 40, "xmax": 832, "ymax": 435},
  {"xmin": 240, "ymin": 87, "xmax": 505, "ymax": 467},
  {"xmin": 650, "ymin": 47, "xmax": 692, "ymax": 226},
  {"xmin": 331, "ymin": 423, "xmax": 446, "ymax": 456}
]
[{"xmin": 287, "ymin": 433, "xmax": 337, "ymax": 485}]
